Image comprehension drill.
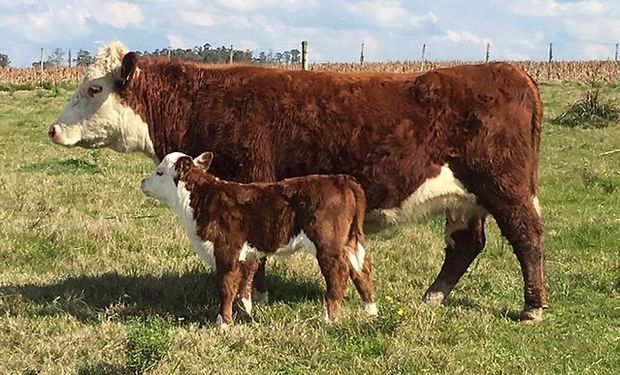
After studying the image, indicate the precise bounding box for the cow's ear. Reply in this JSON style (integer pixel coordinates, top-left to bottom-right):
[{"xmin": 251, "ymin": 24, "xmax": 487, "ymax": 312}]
[
  {"xmin": 175, "ymin": 156, "xmax": 193, "ymax": 180},
  {"xmin": 193, "ymin": 152, "xmax": 214, "ymax": 171},
  {"xmin": 120, "ymin": 52, "xmax": 139, "ymax": 86}
]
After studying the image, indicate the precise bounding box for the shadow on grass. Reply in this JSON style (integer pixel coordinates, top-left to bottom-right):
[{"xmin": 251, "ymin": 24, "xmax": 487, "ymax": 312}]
[
  {"xmin": 0, "ymin": 270, "xmax": 323, "ymax": 325},
  {"xmin": 77, "ymin": 363, "xmax": 131, "ymax": 375},
  {"xmin": 20, "ymin": 158, "xmax": 100, "ymax": 175}
]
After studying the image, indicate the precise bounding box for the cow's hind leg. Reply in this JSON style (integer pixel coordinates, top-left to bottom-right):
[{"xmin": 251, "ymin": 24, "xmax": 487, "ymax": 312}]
[
  {"xmin": 492, "ymin": 201, "xmax": 548, "ymax": 323},
  {"xmin": 235, "ymin": 260, "xmax": 261, "ymax": 320},
  {"xmin": 423, "ymin": 215, "xmax": 486, "ymax": 305}
]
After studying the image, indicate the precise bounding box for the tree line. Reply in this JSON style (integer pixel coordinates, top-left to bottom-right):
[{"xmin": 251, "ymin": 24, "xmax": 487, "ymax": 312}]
[{"xmin": 0, "ymin": 44, "xmax": 302, "ymax": 68}]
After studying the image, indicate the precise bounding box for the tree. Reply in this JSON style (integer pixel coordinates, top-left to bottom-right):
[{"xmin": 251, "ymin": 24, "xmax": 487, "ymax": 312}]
[
  {"xmin": 0, "ymin": 53, "xmax": 10, "ymax": 68},
  {"xmin": 290, "ymin": 49, "xmax": 301, "ymax": 64},
  {"xmin": 47, "ymin": 48, "xmax": 66, "ymax": 67},
  {"xmin": 74, "ymin": 49, "xmax": 94, "ymax": 66}
]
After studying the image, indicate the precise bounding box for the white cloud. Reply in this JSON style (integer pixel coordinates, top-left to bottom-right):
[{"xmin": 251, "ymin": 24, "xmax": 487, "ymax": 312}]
[
  {"xmin": 439, "ymin": 30, "xmax": 486, "ymax": 45},
  {"xmin": 504, "ymin": 0, "xmax": 604, "ymax": 17},
  {"xmin": 181, "ymin": 11, "xmax": 216, "ymax": 27},
  {"xmin": 214, "ymin": 0, "xmax": 314, "ymax": 12},
  {"xmin": 346, "ymin": 1, "xmax": 438, "ymax": 29},
  {"xmin": 93, "ymin": 1, "xmax": 143, "ymax": 28}
]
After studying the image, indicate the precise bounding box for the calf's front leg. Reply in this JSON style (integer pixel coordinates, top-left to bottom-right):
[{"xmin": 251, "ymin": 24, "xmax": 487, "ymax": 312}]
[{"xmin": 215, "ymin": 260, "xmax": 242, "ymax": 328}]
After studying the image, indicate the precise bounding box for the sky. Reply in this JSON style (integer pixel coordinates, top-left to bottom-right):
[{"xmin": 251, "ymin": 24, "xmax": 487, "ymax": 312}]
[{"xmin": 1, "ymin": 0, "xmax": 620, "ymax": 67}]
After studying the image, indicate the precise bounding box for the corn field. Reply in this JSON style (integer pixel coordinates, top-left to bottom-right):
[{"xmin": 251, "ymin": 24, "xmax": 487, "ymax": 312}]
[{"xmin": 1, "ymin": 61, "xmax": 619, "ymax": 86}]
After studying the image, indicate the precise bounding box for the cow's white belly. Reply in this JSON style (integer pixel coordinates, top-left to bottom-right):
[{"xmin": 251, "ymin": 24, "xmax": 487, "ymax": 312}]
[{"xmin": 370, "ymin": 165, "xmax": 487, "ymax": 226}]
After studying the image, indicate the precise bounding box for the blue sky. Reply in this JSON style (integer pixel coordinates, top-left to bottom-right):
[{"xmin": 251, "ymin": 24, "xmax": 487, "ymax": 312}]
[{"xmin": 1, "ymin": 0, "xmax": 619, "ymax": 67}]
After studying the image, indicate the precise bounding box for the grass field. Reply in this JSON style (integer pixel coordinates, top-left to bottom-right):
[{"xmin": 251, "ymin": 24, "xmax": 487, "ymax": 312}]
[{"xmin": 0, "ymin": 83, "xmax": 619, "ymax": 374}]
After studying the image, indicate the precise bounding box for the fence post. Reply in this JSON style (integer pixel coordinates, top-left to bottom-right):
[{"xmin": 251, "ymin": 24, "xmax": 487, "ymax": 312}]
[
  {"xmin": 40, "ymin": 48, "xmax": 44, "ymax": 72},
  {"xmin": 547, "ymin": 43, "xmax": 553, "ymax": 80},
  {"xmin": 68, "ymin": 49, "xmax": 72, "ymax": 68},
  {"xmin": 485, "ymin": 43, "xmax": 490, "ymax": 63},
  {"xmin": 229, "ymin": 45, "xmax": 234, "ymax": 64},
  {"xmin": 615, "ymin": 43, "xmax": 618, "ymax": 62},
  {"xmin": 420, "ymin": 43, "xmax": 426, "ymax": 72},
  {"xmin": 301, "ymin": 41, "xmax": 309, "ymax": 71},
  {"xmin": 360, "ymin": 43, "xmax": 365, "ymax": 66}
]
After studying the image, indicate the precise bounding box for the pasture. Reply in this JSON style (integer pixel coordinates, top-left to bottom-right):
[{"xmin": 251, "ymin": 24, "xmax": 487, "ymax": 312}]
[{"xmin": 0, "ymin": 82, "xmax": 618, "ymax": 374}]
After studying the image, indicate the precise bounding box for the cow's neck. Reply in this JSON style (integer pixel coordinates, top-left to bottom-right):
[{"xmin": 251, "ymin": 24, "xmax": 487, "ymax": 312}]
[{"xmin": 119, "ymin": 65, "xmax": 209, "ymax": 161}]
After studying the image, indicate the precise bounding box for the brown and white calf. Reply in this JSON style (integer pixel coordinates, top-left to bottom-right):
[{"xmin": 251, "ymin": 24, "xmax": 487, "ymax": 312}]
[{"xmin": 140, "ymin": 151, "xmax": 377, "ymax": 326}]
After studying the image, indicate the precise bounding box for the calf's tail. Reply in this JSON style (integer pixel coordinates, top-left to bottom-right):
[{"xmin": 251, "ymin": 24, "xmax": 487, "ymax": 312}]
[{"xmin": 346, "ymin": 177, "xmax": 368, "ymax": 273}]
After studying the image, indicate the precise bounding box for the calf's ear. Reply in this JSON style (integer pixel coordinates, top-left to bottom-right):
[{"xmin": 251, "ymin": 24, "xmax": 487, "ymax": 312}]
[
  {"xmin": 193, "ymin": 152, "xmax": 214, "ymax": 171},
  {"xmin": 175, "ymin": 156, "xmax": 193, "ymax": 180},
  {"xmin": 119, "ymin": 52, "xmax": 139, "ymax": 86}
]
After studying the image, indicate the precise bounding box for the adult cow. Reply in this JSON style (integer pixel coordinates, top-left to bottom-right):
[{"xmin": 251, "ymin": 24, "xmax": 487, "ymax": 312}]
[{"xmin": 48, "ymin": 42, "xmax": 548, "ymax": 322}]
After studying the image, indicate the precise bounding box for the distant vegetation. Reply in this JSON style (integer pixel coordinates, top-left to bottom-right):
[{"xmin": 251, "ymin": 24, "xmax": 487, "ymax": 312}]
[{"xmin": 553, "ymin": 89, "xmax": 620, "ymax": 128}]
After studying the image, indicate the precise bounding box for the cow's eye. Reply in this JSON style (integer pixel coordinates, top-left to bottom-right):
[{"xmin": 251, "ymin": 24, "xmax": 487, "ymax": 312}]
[
  {"xmin": 156, "ymin": 171, "xmax": 163, "ymax": 176},
  {"xmin": 87, "ymin": 85, "xmax": 103, "ymax": 97}
]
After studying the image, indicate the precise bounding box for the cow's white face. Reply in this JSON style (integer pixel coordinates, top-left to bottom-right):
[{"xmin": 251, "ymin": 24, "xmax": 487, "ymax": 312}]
[{"xmin": 48, "ymin": 42, "xmax": 154, "ymax": 157}]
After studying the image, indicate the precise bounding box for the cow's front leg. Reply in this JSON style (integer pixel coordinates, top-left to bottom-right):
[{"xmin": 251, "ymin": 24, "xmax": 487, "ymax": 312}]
[
  {"xmin": 215, "ymin": 260, "xmax": 242, "ymax": 328},
  {"xmin": 252, "ymin": 259, "xmax": 269, "ymax": 304},
  {"xmin": 236, "ymin": 259, "xmax": 261, "ymax": 320}
]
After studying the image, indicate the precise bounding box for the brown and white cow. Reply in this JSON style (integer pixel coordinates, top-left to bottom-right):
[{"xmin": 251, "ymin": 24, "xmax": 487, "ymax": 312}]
[
  {"xmin": 48, "ymin": 42, "xmax": 548, "ymax": 322},
  {"xmin": 141, "ymin": 151, "xmax": 376, "ymax": 326}
]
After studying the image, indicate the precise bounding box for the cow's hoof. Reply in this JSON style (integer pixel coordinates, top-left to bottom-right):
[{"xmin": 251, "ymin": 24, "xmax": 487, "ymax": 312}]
[
  {"xmin": 252, "ymin": 289, "xmax": 269, "ymax": 305},
  {"xmin": 215, "ymin": 314, "xmax": 231, "ymax": 329},
  {"xmin": 423, "ymin": 290, "xmax": 445, "ymax": 306},
  {"xmin": 364, "ymin": 302, "xmax": 379, "ymax": 317},
  {"xmin": 519, "ymin": 307, "xmax": 544, "ymax": 324}
]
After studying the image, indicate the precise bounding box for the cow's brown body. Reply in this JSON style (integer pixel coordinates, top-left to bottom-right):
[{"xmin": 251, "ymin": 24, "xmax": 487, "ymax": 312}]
[{"xmin": 49, "ymin": 46, "xmax": 548, "ymax": 322}]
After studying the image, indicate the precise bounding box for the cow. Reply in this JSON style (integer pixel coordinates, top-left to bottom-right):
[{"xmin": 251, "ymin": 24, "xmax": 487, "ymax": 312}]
[
  {"xmin": 48, "ymin": 42, "xmax": 548, "ymax": 322},
  {"xmin": 140, "ymin": 151, "xmax": 376, "ymax": 326}
]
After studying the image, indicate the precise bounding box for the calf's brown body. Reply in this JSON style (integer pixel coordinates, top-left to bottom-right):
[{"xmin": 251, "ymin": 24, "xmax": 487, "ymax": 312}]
[{"xmin": 174, "ymin": 155, "xmax": 374, "ymax": 325}]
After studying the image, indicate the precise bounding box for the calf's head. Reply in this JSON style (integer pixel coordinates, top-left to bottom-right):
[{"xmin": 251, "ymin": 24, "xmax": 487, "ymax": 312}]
[
  {"xmin": 141, "ymin": 151, "xmax": 214, "ymax": 205},
  {"xmin": 48, "ymin": 42, "xmax": 153, "ymax": 156}
]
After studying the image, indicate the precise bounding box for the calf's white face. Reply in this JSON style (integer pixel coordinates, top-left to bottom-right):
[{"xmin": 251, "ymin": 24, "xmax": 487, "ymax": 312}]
[
  {"xmin": 141, "ymin": 152, "xmax": 187, "ymax": 205},
  {"xmin": 48, "ymin": 41, "xmax": 154, "ymax": 157}
]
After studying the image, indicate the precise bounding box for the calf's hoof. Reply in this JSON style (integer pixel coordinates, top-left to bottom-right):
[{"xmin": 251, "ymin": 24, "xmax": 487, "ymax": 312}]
[
  {"xmin": 519, "ymin": 307, "xmax": 544, "ymax": 324},
  {"xmin": 364, "ymin": 302, "xmax": 379, "ymax": 317},
  {"xmin": 252, "ymin": 289, "xmax": 269, "ymax": 305},
  {"xmin": 215, "ymin": 314, "xmax": 231, "ymax": 329},
  {"xmin": 234, "ymin": 297, "xmax": 254, "ymax": 322}
]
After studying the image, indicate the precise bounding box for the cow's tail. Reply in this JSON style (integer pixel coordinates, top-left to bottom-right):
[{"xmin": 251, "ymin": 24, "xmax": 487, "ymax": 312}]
[
  {"xmin": 524, "ymin": 69, "xmax": 543, "ymax": 216},
  {"xmin": 346, "ymin": 177, "xmax": 368, "ymax": 274}
]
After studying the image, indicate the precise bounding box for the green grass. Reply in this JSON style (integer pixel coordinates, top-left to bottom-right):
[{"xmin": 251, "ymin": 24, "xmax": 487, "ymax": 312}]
[{"xmin": 0, "ymin": 83, "xmax": 619, "ymax": 374}]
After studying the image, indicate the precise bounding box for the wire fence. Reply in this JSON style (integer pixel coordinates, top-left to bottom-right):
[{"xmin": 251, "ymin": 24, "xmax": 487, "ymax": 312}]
[{"xmin": 1, "ymin": 60, "xmax": 619, "ymax": 87}]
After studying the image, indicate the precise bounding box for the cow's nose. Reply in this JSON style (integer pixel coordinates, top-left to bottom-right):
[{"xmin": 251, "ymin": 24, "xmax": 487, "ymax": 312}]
[{"xmin": 48, "ymin": 124, "xmax": 58, "ymax": 139}]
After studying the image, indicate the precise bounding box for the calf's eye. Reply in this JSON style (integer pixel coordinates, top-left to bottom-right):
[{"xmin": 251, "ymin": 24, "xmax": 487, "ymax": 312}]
[
  {"xmin": 156, "ymin": 171, "xmax": 163, "ymax": 176},
  {"xmin": 87, "ymin": 85, "xmax": 103, "ymax": 97}
]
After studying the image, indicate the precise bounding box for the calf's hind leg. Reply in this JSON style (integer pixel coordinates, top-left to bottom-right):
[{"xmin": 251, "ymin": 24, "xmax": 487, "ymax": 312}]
[
  {"xmin": 347, "ymin": 238, "xmax": 377, "ymax": 316},
  {"xmin": 315, "ymin": 243, "xmax": 350, "ymax": 324},
  {"xmin": 423, "ymin": 215, "xmax": 486, "ymax": 305}
]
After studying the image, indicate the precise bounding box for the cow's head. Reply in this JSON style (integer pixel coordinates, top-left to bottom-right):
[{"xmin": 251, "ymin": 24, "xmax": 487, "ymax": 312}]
[
  {"xmin": 141, "ymin": 151, "xmax": 214, "ymax": 206},
  {"xmin": 48, "ymin": 42, "xmax": 154, "ymax": 157}
]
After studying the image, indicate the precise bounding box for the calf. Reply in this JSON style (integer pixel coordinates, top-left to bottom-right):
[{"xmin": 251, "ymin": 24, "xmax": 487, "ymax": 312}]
[{"xmin": 141, "ymin": 151, "xmax": 377, "ymax": 326}]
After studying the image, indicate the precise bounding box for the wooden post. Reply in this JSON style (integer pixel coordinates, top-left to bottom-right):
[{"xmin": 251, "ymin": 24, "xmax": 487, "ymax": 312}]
[
  {"xmin": 547, "ymin": 43, "xmax": 553, "ymax": 80},
  {"xmin": 485, "ymin": 43, "xmax": 490, "ymax": 63},
  {"xmin": 68, "ymin": 49, "xmax": 72, "ymax": 68},
  {"xmin": 167, "ymin": 48, "xmax": 171, "ymax": 61},
  {"xmin": 229, "ymin": 45, "xmax": 234, "ymax": 64},
  {"xmin": 40, "ymin": 48, "xmax": 44, "ymax": 72},
  {"xmin": 420, "ymin": 43, "xmax": 426, "ymax": 72},
  {"xmin": 615, "ymin": 43, "xmax": 618, "ymax": 62},
  {"xmin": 360, "ymin": 43, "xmax": 365, "ymax": 66},
  {"xmin": 301, "ymin": 41, "xmax": 309, "ymax": 71}
]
